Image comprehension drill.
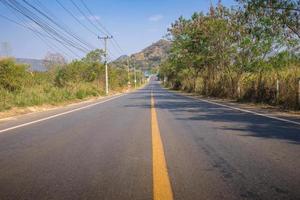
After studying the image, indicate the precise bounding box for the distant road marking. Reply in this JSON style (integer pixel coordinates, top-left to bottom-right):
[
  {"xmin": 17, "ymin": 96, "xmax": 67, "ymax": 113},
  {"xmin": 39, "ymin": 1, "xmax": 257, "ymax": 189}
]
[
  {"xmin": 175, "ymin": 92, "xmax": 300, "ymax": 126},
  {"xmin": 0, "ymin": 93, "xmax": 127, "ymax": 134},
  {"xmin": 151, "ymin": 91, "xmax": 174, "ymax": 200}
]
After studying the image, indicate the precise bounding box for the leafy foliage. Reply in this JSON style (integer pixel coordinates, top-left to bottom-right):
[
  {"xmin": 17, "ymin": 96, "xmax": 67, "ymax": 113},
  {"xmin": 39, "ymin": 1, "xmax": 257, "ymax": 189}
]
[
  {"xmin": 54, "ymin": 60, "xmax": 103, "ymax": 87},
  {"xmin": 0, "ymin": 58, "xmax": 29, "ymax": 92},
  {"xmin": 239, "ymin": 0, "xmax": 300, "ymax": 38},
  {"xmin": 81, "ymin": 49, "xmax": 105, "ymax": 63},
  {"xmin": 160, "ymin": 1, "xmax": 300, "ymax": 109},
  {"xmin": 0, "ymin": 49, "xmax": 144, "ymax": 111}
]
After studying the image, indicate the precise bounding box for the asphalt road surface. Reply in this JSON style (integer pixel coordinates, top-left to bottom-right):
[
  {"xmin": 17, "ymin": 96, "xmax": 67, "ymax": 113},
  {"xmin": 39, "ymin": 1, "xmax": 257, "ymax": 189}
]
[{"xmin": 0, "ymin": 81, "xmax": 299, "ymax": 200}]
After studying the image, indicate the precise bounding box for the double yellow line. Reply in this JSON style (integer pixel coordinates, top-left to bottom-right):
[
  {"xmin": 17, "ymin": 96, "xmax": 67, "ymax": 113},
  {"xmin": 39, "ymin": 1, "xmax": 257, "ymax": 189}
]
[{"xmin": 151, "ymin": 90, "xmax": 174, "ymax": 200}]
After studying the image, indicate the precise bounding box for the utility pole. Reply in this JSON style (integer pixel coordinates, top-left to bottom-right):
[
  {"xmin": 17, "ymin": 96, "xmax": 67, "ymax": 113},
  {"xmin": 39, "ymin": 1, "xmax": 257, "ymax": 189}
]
[
  {"xmin": 298, "ymin": 78, "xmax": 300, "ymax": 107},
  {"xmin": 127, "ymin": 57, "xmax": 130, "ymax": 90},
  {"xmin": 133, "ymin": 59, "xmax": 137, "ymax": 88},
  {"xmin": 98, "ymin": 35, "xmax": 113, "ymax": 95}
]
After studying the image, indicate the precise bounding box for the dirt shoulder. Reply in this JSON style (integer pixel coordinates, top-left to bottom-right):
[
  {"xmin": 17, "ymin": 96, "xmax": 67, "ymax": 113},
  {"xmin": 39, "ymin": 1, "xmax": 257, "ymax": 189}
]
[{"xmin": 0, "ymin": 87, "xmax": 136, "ymax": 121}]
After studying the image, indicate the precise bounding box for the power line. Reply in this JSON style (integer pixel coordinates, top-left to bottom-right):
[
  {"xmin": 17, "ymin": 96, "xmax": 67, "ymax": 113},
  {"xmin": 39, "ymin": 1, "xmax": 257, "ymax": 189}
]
[
  {"xmin": 7, "ymin": 0, "xmax": 88, "ymax": 53},
  {"xmin": 1, "ymin": 13, "xmax": 78, "ymax": 59},
  {"xmin": 69, "ymin": 0, "xmax": 106, "ymax": 36},
  {"xmin": 22, "ymin": 0, "xmax": 95, "ymax": 50},
  {"xmin": 1, "ymin": 0, "xmax": 125, "ymax": 61},
  {"xmin": 77, "ymin": 0, "xmax": 125, "ymax": 55},
  {"xmin": 35, "ymin": 0, "xmax": 96, "ymax": 49},
  {"xmin": 33, "ymin": 0, "xmax": 98, "ymax": 57},
  {"xmin": 79, "ymin": 0, "xmax": 110, "ymax": 35},
  {"xmin": 0, "ymin": 0, "xmax": 92, "ymax": 54},
  {"xmin": 54, "ymin": 0, "xmax": 118, "ymax": 59},
  {"xmin": 0, "ymin": 13, "xmax": 75, "ymax": 59},
  {"xmin": 54, "ymin": 0, "xmax": 98, "ymax": 37},
  {"xmin": 68, "ymin": 0, "xmax": 121, "ymax": 59}
]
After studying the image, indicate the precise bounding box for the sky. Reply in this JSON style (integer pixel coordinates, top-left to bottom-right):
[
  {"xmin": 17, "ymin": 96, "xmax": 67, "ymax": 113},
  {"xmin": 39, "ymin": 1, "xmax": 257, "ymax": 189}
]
[{"xmin": 0, "ymin": 0, "xmax": 237, "ymax": 61}]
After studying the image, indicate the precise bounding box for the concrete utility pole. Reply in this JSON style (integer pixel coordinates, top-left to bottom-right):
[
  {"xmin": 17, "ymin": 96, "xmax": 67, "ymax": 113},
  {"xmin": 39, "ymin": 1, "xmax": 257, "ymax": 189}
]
[
  {"xmin": 140, "ymin": 71, "xmax": 142, "ymax": 85},
  {"xmin": 127, "ymin": 57, "xmax": 130, "ymax": 90},
  {"xmin": 298, "ymin": 78, "xmax": 300, "ymax": 106},
  {"xmin": 133, "ymin": 60, "xmax": 137, "ymax": 88},
  {"xmin": 276, "ymin": 79, "xmax": 280, "ymax": 102},
  {"xmin": 98, "ymin": 35, "xmax": 113, "ymax": 95}
]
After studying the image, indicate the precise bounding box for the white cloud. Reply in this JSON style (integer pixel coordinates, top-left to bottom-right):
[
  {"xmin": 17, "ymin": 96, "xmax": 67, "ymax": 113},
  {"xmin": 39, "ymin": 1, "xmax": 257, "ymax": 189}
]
[{"xmin": 148, "ymin": 14, "xmax": 163, "ymax": 22}]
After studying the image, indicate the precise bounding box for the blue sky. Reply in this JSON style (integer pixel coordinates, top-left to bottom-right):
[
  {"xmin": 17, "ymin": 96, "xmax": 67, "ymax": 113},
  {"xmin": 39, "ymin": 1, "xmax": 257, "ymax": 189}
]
[{"xmin": 0, "ymin": 0, "xmax": 237, "ymax": 61}]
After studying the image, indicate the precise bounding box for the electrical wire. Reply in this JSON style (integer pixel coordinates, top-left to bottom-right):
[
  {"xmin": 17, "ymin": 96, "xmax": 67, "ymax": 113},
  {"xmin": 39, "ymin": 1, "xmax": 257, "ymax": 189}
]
[
  {"xmin": 0, "ymin": 0, "xmax": 91, "ymax": 53},
  {"xmin": 79, "ymin": 0, "xmax": 124, "ymax": 55}
]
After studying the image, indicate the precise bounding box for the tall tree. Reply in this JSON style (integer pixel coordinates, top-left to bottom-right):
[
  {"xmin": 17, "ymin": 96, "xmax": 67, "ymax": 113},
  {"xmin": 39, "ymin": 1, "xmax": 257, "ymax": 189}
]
[
  {"xmin": 239, "ymin": 0, "xmax": 300, "ymax": 38},
  {"xmin": 82, "ymin": 49, "xmax": 105, "ymax": 64}
]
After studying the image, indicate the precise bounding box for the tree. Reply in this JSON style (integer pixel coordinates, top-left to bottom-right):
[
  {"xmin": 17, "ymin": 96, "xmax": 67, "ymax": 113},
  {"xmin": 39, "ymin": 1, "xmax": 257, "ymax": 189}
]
[
  {"xmin": 239, "ymin": 0, "xmax": 300, "ymax": 39},
  {"xmin": 82, "ymin": 49, "xmax": 105, "ymax": 63},
  {"xmin": 0, "ymin": 58, "xmax": 28, "ymax": 91}
]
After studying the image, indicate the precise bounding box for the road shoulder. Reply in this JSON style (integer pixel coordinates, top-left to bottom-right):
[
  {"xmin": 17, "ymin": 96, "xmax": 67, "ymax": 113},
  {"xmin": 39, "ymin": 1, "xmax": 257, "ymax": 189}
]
[
  {"xmin": 165, "ymin": 87, "xmax": 300, "ymax": 125},
  {"xmin": 0, "ymin": 86, "xmax": 144, "ymax": 122}
]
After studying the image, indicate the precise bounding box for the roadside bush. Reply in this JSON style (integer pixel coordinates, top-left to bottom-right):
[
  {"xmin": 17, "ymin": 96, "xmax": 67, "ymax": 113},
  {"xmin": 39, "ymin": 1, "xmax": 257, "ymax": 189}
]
[
  {"xmin": 0, "ymin": 56, "xmax": 135, "ymax": 112},
  {"xmin": 160, "ymin": 2, "xmax": 300, "ymax": 110},
  {"xmin": 54, "ymin": 60, "xmax": 104, "ymax": 87},
  {"xmin": 0, "ymin": 58, "xmax": 29, "ymax": 92}
]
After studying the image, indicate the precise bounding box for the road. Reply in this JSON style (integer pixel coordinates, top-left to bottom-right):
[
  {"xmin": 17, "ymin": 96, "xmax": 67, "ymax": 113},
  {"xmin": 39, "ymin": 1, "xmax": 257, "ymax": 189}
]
[{"xmin": 0, "ymin": 81, "xmax": 299, "ymax": 200}]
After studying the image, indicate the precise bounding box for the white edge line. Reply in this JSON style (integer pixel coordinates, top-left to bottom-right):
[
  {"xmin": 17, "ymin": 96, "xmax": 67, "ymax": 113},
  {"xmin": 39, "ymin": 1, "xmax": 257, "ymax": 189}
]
[
  {"xmin": 0, "ymin": 93, "xmax": 127, "ymax": 134},
  {"xmin": 171, "ymin": 91, "xmax": 300, "ymax": 126}
]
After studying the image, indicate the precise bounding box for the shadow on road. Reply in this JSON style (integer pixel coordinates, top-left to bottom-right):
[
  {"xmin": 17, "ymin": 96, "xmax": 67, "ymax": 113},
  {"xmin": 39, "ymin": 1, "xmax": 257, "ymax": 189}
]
[{"xmin": 127, "ymin": 84, "xmax": 300, "ymax": 145}]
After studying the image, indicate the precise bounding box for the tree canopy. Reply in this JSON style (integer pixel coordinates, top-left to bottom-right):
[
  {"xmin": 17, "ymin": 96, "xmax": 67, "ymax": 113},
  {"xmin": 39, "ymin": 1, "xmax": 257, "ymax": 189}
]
[{"xmin": 160, "ymin": 0, "xmax": 300, "ymax": 109}]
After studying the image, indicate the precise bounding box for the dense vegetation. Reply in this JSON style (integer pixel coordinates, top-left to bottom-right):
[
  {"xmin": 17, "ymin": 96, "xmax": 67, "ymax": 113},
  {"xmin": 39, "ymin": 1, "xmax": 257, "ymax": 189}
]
[
  {"xmin": 0, "ymin": 50, "xmax": 143, "ymax": 112},
  {"xmin": 159, "ymin": 0, "xmax": 300, "ymax": 109}
]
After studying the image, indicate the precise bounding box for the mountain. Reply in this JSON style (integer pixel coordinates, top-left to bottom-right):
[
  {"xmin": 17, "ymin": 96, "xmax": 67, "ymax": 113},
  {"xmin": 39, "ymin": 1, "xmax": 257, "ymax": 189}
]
[
  {"xmin": 13, "ymin": 39, "xmax": 172, "ymax": 72},
  {"xmin": 16, "ymin": 58, "xmax": 46, "ymax": 71},
  {"xmin": 111, "ymin": 39, "xmax": 171, "ymax": 71},
  {"xmin": 114, "ymin": 55, "xmax": 129, "ymax": 62}
]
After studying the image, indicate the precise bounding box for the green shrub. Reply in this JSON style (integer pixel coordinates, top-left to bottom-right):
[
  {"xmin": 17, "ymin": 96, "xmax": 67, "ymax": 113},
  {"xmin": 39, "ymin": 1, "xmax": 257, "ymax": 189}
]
[
  {"xmin": 0, "ymin": 58, "xmax": 29, "ymax": 92},
  {"xmin": 0, "ymin": 55, "xmax": 132, "ymax": 112}
]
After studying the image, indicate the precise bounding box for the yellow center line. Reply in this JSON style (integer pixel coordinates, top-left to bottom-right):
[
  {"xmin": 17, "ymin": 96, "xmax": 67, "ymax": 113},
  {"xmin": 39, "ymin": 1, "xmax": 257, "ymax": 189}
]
[{"xmin": 151, "ymin": 90, "xmax": 174, "ymax": 200}]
